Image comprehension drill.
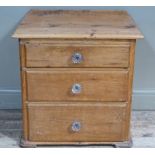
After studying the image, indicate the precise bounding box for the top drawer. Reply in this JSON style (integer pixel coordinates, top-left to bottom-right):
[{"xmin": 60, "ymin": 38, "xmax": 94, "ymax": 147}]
[{"xmin": 25, "ymin": 41, "xmax": 130, "ymax": 68}]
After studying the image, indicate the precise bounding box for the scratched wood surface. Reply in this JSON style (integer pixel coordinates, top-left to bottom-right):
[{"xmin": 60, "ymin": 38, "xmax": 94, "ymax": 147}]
[
  {"xmin": 26, "ymin": 69, "xmax": 128, "ymax": 102},
  {"xmin": 0, "ymin": 110, "xmax": 155, "ymax": 148},
  {"xmin": 27, "ymin": 102, "xmax": 127, "ymax": 142},
  {"xmin": 12, "ymin": 10, "xmax": 143, "ymax": 146},
  {"xmin": 25, "ymin": 40, "xmax": 130, "ymax": 68},
  {"xmin": 12, "ymin": 10, "xmax": 143, "ymax": 39},
  {"xmin": 19, "ymin": 39, "xmax": 133, "ymax": 145}
]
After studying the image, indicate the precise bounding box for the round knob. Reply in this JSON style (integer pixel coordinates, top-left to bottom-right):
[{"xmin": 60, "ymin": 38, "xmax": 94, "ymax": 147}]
[
  {"xmin": 71, "ymin": 121, "xmax": 81, "ymax": 132},
  {"xmin": 72, "ymin": 83, "xmax": 82, "ymax": 94},
  {"xmin": 72, "ymin": 52, "xmax": 83, "ymax": 64}
]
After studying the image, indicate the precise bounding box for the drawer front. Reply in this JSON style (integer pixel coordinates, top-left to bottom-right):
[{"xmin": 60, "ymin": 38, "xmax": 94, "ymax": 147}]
[
  {"xmin": 26, "ymin": 69, "xmax": 128, "ymax": 102},
  {"xmin": 25, "ymin": 44, "xmax": 129, "ymax": 68},
  {"xmin": 28, "ymin": 103, "xmax": 127, "ymax": 142}
]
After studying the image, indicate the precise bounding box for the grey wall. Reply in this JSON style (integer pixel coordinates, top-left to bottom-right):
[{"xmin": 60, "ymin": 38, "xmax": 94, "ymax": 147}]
[{"xmin": 0, "ymin": 6, "xmax": 155, "ymax": 110}]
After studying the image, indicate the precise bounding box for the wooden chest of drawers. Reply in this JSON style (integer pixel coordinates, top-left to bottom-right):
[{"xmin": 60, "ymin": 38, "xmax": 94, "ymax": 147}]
[{"xmin": 13, "ymin": 10, "xmax": 143, "ymax": 147}]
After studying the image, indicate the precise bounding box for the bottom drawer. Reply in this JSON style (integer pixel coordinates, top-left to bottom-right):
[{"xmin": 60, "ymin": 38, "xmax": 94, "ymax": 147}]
[{"xmin": 27, "ymin": 102, "xmax": 128, "ymax": 142}]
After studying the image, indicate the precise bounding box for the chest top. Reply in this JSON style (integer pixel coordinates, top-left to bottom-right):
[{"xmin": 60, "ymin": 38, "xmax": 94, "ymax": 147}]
[{"xmin": 13, "ymin": 10, "xmax": 143, "ymax": 39}]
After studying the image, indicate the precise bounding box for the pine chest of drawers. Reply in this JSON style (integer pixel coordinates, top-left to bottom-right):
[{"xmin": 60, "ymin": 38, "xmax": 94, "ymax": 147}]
[{"xmin": 13, "ymin": 10, "xmax": 143, "ymax": 147}]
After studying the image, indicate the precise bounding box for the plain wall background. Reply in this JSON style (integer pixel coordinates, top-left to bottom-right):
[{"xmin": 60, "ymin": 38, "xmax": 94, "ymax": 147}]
[{"xmin": 0, "ymin": 6, "xmax": 155, "ymax": 110}]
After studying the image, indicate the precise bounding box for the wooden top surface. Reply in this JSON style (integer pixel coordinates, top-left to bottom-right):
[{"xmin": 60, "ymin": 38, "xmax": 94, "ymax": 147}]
[{"xmin": 13, "ymin": 10, "xmax": 143, "ymax": 39}]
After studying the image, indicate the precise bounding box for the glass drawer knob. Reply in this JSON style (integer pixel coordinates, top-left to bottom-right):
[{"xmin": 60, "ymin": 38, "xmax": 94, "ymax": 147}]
[
  {"xmin": 72, "ymin": 83, "xmax": 82, "ymax": 94},
  {"xmin": 71, "ymin": 121, "xmax": 81, "ymax": 132},
  {"xmin": 72, "ymin": 52, "xmax": 83, "ymax": 64}
]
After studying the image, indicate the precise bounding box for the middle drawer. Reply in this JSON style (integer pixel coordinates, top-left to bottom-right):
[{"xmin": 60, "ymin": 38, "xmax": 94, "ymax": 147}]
[{"xmin": 26, "ymin": 69, "xmax": 128, "ymax": 102}]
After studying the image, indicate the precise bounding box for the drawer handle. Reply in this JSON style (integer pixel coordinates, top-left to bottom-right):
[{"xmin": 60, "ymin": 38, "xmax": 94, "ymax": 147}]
[
  {"xmin": 71, "ymin": 121, "xmax": 81, "ymax": 132},
  {"xmin": 72, "ymin": 83, "xmax": 82, "ymax": 94},
  {"xmin": 72, "ymin": 52, "xmax": 83, "ymax": 64}
]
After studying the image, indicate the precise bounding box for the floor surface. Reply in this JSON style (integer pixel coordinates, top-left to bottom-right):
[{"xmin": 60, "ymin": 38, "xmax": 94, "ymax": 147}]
[{"xmin": 0, "ymin": 110, "xmax": 155, "ymax": 148}]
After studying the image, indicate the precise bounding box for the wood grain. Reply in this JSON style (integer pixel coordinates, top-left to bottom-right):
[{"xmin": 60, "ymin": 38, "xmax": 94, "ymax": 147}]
[
  {"xmin": 19, "ymin": 42, "xmax": 29, "ymax": 140},
  {"xmin": 25, "ymin": 43, "xmax": 129, "ymax": 68},
  {"xmin": 14, "ymin": 10, "xmax": 143, "ymax": 146},
  {"xmin": 124, "ymin": 40, "xmax": 136, "ymax": 140},
  {"xmin": 27, "ymin": 102, "xmax": 127, "ymax": 142},
  {"xmin": 20, "ymin": 39, "xmax": 132, "ymax": 46},
  {"xmin": 26, "ymin": 69, "xmax": 128, "ymax": 102},
  {"xmin": 12, "ymin": 10, "xmax": 143, "ymax": 39}
]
